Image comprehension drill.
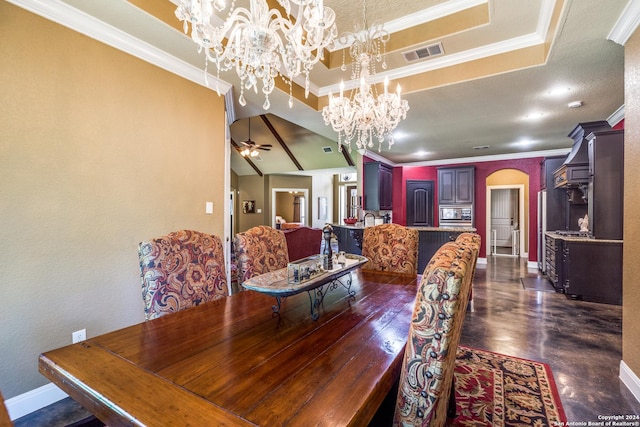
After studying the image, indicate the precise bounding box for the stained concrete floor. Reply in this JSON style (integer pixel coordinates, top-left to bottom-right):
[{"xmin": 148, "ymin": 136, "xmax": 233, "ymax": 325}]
[{"xmin": 13, "ymin": 256, "xmax": 640, "ymax": 425}]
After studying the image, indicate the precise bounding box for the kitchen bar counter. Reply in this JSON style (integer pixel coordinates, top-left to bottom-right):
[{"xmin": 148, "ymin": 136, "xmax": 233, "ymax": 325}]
[
  {"xmin": 333, "ymin": 224, "xmax": 476, "ymax": 232},
  {"xmin": 332, "ymin": 224, "xmax": 476, "ymax": 273}
]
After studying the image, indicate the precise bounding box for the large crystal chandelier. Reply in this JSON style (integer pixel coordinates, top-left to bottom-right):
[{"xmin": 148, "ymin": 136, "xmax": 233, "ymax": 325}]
[
  {"xmin": 321, "ymin": 4, "xmax": 409, "ymax": 152},
  {"xmin": 176, "ymin": 0, "xmax": 337, "ymax": 110}
]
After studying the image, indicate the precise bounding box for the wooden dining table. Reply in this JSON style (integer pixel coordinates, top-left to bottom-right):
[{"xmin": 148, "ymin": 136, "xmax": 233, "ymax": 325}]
[{"xmin": 39, "ymin": 269, "xmax": 418, "ymax": 427}]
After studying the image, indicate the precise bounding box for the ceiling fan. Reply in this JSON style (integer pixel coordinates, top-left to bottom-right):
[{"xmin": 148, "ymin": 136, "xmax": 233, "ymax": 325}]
[{"xmin": 239, "ymin": 117, "xmax": 272, "ymax": 157}]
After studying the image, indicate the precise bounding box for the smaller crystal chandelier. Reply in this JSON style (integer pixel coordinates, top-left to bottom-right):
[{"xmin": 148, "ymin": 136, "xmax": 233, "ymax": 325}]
[
  {"xmin": 322, "ymin": 2, "xmax": 409, "ymax": 152},
  {"xmin": 175, "ymin": 0, "xmax": 337, "ymax": 110}
]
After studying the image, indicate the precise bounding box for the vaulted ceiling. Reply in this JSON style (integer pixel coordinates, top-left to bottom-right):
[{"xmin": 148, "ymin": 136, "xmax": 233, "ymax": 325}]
[{"xmin": 15, "ymin": 0, "xmax": 633, "ymax": 176}]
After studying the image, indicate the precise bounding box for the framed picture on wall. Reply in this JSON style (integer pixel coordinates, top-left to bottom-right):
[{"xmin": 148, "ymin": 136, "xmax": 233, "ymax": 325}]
[
  {"xmin": 318, "ymin": 197, "xmax": 327, "ymax": 220},
  {"xmin": 243, "ymin": 200, "xmax": 255, "ymax": 214}
]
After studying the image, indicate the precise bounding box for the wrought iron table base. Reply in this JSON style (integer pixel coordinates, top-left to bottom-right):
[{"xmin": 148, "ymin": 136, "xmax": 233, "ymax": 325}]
[{"xmin": 271, "ymin": 272, "xmax": 356, "ymax": 320}]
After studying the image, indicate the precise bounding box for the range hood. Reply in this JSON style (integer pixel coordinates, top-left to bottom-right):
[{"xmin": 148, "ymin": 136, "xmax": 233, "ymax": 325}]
[{"xmin": 553, "ymin": 121, "xmax": 611, "ymax": 188}]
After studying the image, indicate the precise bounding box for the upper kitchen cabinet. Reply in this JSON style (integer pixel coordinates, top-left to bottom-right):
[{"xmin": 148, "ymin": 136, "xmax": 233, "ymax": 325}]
[
  {"xmin": 364, "ymin": 161, "xmax": 393, "ymax": 210},
  {"xmin": 588, "ymin": 129, "xmax": 624, "ymax": 240},
  {"xmin": 437, "ymin": 167, "xmax": 475, "ymax": 205}
]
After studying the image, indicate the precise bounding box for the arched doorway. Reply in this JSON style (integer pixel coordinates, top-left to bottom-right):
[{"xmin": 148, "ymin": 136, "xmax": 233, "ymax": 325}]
[{"xmin": 485, "ymin": 169, "xmax": 529, "ymax": 259}]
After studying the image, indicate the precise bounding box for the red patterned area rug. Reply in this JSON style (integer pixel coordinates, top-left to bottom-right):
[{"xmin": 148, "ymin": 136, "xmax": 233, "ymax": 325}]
[{"xmin": 450, "ymin": 346, "xmax": 567, "ymax": 426}]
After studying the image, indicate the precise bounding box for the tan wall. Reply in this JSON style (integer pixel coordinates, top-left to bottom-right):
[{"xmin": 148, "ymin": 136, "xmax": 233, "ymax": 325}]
[
  {"xmin": 623, "ymin": 30, "xmax": 640, "ymax": 379},
  {"xmin": 237, "ymin": 175, "xmax": 266, "ymax": 232},
  {"xmin": 0, "ymin": 4, "xmax": 226, "ymax": 398},
  {"xmin": 276, "ymin": 192, "xmax": 296, "ymax": 223}
]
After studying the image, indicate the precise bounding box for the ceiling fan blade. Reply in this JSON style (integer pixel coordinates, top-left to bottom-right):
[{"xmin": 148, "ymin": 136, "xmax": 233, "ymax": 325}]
[{"xmin": 257, "ymin": 146, "xmax": 271, "ymax": 151}]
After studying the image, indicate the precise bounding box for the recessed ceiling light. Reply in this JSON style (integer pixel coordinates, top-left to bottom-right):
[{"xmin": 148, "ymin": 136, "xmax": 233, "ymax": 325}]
[
  {"xmin": 547, "ymin": 86, "xmax": 572, "ymax": 97},
  {"xmin": 524, "ymin": 112, "xmax": 545, "ymax": 121},
  {"xmin": 567, "ymin": 101, "xmax": 583, "ymax": 108}
]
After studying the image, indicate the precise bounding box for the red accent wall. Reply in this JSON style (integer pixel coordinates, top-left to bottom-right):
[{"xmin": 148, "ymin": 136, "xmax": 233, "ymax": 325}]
[
  {"xmin": 391, "ymin": 158, "xmax": 544, "ymax": 261},
  {"xmin": 613, "ymin": 118, "xmax": 625, "ymax": 129}
]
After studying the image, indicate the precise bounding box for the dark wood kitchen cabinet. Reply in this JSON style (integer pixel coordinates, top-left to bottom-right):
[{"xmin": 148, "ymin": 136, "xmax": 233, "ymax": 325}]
[
  {"xmin": 587, "ymin": 130, "xmax": 624, "ymax": 240},
  {"xmin": 364, "ymin": 162, "xmax": 393, "ymax": 210},
  {"xmin": 545, "ymin": 233, "xmax": 622, "ymax": 305},
  {"xmin": 332, "ymin": 225, "xmax": 363, "ymax": 255},
  {"xmin": 437, "ymin": 167, "xmax": 475, "ymax": 205},
  {"xmin": 417, "ymin": 229, "xmax": 463, "ymax": 273},
  {"xmin": 561, "ymin": 240, "xmax": 622, "ymax": 305},
  {"xmin": 544, "ymin": 234, "xmax": 563, "ymax": 289}
]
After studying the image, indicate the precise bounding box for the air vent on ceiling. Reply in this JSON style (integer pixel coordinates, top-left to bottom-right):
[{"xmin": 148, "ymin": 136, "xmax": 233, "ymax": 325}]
[
  {"xmin": 402, "ymin": 42, "xmax": 444, "ymax": 63},
  {"xmin": 322, "ymin": 146, "xmax": 333, "ymax": 153},
  {"xmin": 473, "ymin": 145, "xmax": 491, "ymax": 150}
]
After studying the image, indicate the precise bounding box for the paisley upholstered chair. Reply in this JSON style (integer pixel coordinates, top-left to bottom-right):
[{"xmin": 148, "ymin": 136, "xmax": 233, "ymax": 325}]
[
  {"xmin": 138, "ymin": 230, "xmax": 228, "ymax": 320},
  {"xmin": 362, "ymin": 223, "xmax": 419, "ymax": 275},
  {"xmin": 455, "ymin": 232, "xmax": 481, "ymax": 312},
  {"xmin": 234, "ymin": 225, "xmax": 289, "ymax": 285},
  {"xmin": 393, "ymin": 235, "xmax": 480, "ymax": 426}
]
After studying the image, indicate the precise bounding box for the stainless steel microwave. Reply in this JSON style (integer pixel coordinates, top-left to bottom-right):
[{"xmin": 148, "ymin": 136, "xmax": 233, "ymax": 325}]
[{"xmin": 439, "ymin": 205, "xmax": 473, "ymax": 225}]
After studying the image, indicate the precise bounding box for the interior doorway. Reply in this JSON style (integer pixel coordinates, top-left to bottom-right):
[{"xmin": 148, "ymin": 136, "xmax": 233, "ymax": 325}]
[
  {"xmin": 271, "ymin": 188, "xmax": 309, "ymax": 228},
  {"xmin": 486, "ymin": 184, "xmax": 525, "ymax": 258}
]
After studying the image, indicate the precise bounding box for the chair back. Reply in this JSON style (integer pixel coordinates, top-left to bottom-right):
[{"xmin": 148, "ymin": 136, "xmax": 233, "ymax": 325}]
[
  {"xmin": 362, "ymin": 223, "xmax": 419, "ymax": 275},
  {"xmin": 138, "ymin": 230, "xmax": 228, "ymax": 320},
  {"xmin": 394, "ymin": 237, "xmax": 479, "ymax": 426},
  {"xmin": 282, "ymin": 226, "xmax": 322, "ymax": 261},
  {"xmin": 234, "ymin": 226, "xmax": 289, "ymax": 284}
]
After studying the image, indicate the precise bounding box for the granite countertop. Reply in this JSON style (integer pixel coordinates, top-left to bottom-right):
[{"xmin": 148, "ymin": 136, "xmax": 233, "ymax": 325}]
[
  {"xmin": 332, "ymin": 223, "xmax": 476, "ymax": 232},
  {"xmin": 545, "ymin": 231, "xmax": 623, "ymax": 244}
]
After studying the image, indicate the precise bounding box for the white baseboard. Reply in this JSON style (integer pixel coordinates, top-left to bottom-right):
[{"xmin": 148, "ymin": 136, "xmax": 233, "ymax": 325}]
[
  {"xmin": 477, "ymin": 257, "xmax": 487, "ymax": 265},
  {"xmin": 5, "ymin": 383, "xmax": 67, "ymax": 421},
  {"xmin": 620, "ymin": 360, "xmax": 640, "ymax": 404}
]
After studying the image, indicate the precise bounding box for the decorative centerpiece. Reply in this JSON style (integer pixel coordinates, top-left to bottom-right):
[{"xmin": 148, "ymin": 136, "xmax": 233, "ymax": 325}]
[{"xmin": 287, "ymin": 254, "xmax": 327, "ymax": 284}]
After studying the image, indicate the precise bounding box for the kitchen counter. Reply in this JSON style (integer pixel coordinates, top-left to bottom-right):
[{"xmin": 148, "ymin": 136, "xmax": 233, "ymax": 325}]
[
  {"xmin": 331, "ymin": 224, "xmax": 476, "ymax": 273},
  {"xmin": 333, "ymin": 224, "xmax": 476, "ymax": 232},
  {"xmin": 544, "ymin": 231, "xmax": 622, "ymax": 244}
]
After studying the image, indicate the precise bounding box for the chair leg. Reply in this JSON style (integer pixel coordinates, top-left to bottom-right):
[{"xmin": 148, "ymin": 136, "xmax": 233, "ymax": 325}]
[{"xmin": 447, "ymin": 377, "xmax": 456, "ymax": 419}]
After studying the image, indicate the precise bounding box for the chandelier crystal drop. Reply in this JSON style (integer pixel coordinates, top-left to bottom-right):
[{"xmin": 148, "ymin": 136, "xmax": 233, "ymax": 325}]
[
  {"xmin": 321, "ymin": 6, "xmax": 409, "ymax": 153},
  {"xmin": 176, "ymin": 0, "xmax": 338, "ymax": 110}
]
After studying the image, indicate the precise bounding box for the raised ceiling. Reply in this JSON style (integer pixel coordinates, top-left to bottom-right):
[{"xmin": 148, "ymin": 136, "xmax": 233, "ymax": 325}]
[{"xmin": 13, "ymin": 0, "xmax": 632, "ymax": 176}]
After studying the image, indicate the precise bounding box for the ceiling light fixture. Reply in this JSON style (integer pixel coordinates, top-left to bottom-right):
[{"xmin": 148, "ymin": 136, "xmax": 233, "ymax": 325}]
[
  {"xmin": 175, "ymin": 0, "xmax": 338, "ymax": 110},
  {"xmin": 567, "ymin": 100, "xmax": 583, "ymax": 108},
  {"xmin": 321, "ymin": 0, "xmax": 409, "ymax": 153}
]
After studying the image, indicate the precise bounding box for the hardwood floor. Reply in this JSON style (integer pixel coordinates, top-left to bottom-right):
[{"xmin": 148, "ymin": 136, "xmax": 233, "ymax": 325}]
[{"xmin": 14, "ymin": 256, "xmax": 640, "ymax": 425}]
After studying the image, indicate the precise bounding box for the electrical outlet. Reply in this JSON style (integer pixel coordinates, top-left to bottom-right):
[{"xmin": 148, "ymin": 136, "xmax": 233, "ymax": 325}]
[{"xmin": 72, "ymin": 329, "xmax": 86, "ymax": 344}]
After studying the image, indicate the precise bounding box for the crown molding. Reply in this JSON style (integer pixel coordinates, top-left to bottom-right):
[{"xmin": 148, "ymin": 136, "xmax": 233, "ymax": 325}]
[
  {"xmin": 608, "ymin": 104, "xmax": 625, "ymax": 126},
  {"xmin": 7, "ymin": 0, "xmax": 231, "ymax": 94},
  {"xmin": 608, "ymin": 0, "xmax": 640, "ymax": 45}
]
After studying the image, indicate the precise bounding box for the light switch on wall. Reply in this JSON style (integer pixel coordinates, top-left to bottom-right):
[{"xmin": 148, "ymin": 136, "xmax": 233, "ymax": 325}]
[
  {"xmin": 205, "ymin": 202, "xmax": 213, "ymax": 214},
  {"xmin": 257, "ymin": 208, "xmax": 262, "ymax": 213}
]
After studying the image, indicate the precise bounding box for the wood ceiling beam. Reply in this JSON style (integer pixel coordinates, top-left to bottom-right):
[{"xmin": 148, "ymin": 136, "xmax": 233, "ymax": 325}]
[
  {"xmin": 260, "ymin": 115, "xmax": 304, "ymax": 171},
  {"xmin": 340, "ymin": 145, "xmax": 355, "ymax": 167},
  {"xmin": 231, "ymin": 139, "xmax": 263, "ymax": 177}
]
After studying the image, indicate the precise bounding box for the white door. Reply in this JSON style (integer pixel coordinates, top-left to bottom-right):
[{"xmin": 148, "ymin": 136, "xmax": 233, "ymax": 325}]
[{"xmin": 491, "ymin": 189, "xmax": 519, "ymax": 247}]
